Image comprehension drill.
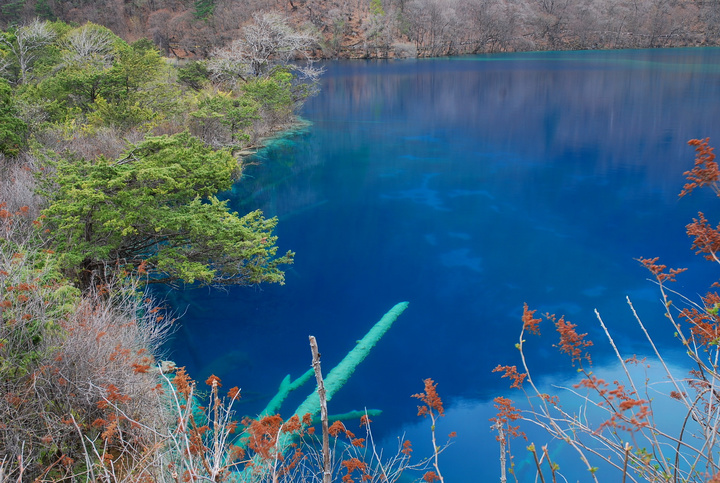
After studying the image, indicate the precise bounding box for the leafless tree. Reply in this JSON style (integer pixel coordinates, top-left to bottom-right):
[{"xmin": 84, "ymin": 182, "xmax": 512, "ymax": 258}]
[
  {"xmin": 531, "ymin": 0, "xmax": 570, "ymax": 48},
  {"xmin": 405, "ymin": 0, "xmax": 459, "ymax": 56},
  {"xmin": 643, "ymin": 0, "xmax": 694, "ymax": 47},
  {"xmin": 209, "ymin": 11, "xmax": 319, "ymax": 83},
  {"xmin": 460, "ymin": 0, "xmax": 517, "ymax": 52},
  {"xmin": 0, "ymin": 265, "xmax": 175, "ymax": 481},
  {"xmin": 700, "ymin": 0, "xmax": 720, "ymax": 42},
  {"xmin": 322, "ymin": 7, "xmax": 351, "ymax": 57},
  {"xmin": 362, "ymin": 7, "xmax": 398, "ymax": 57},
  {"xmin": 208, "ymin": 11, "xmax": 322, "ymax": 93},
  {"xmin": 61, "ymin": 23, "xmax": 114, "ymax": 68},
  {"xmin": 0, "ymin": 19, "xmax": 56, "ymax": 84},
  {"xmin": 561, "ymin": 0, "xmax": 601, "ymax": 48},
  {"xmin": 0, "ymin": 152, "xmax": 42, "ymax": 223},
  {"xmin": 148, "ymin": 8, "xmax": 175, "ymax": 56}
]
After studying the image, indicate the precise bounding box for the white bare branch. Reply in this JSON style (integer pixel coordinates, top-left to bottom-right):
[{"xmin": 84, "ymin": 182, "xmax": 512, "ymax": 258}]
[
  {"xmin": 61, "ymin": 24, "xmax": 114, "ymax": 68},
  {"xmin": 208, "ymin": 12, "xmax": 319, "ymax": 86},
  {"xmin": 0, "ymin": 19, "xmax": 56, "ymax": 84}
]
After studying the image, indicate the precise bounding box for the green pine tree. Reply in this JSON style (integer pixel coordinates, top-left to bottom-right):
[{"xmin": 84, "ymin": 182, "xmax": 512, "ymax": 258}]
[
  {"xmin": 0, "ymin": 79, "xmax": 27, "ymax": 156},
  {"xmin": 43, "ymin": 132, "xmax": 293, "ymax": 289},
  {"xmin": 34, "ymin": 0, "xmax": 56, "ymax": 21},
  {"xmin": 194, "ymin": 0, "xmax": 215, "ymax": 20}
]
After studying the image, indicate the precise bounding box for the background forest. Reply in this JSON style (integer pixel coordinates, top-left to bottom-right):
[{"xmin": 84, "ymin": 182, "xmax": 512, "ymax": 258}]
[{"xmin": 1, "ymin": 0, "xmax": 720, "ymax": 58}]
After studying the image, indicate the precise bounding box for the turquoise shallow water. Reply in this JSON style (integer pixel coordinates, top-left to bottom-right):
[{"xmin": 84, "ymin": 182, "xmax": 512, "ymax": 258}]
[{"xmin": 165, "ymin": 48, "xmax": 720, "ymax": 480}]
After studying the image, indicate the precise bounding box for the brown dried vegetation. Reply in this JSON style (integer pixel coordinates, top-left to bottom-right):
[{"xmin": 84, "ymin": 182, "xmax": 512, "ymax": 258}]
[{"xmin": 1, "ymin": 0, "xmax": 718, "ymax": 60}]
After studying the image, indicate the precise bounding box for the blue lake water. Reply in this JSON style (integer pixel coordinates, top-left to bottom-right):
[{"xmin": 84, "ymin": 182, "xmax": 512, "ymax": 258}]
[{"xmin": 165, "ymin": 49, "xmax": 720, "ymax": 480}]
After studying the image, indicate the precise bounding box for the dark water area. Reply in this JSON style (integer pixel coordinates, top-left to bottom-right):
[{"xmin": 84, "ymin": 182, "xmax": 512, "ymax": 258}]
[{"xmin": 165, "ymin": 48, "xmax": 720, "ymax": 480}]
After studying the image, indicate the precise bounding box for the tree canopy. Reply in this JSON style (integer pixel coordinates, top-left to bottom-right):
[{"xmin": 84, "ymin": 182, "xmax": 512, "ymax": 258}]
[
  {"xmin": 0, "ymin": 79, "xmax": 27, "ymax": 156},
  {"xmin": 43, "ymin": 132, "xmax": 294, "ymax": 289},
  {"xmin": 0, "ymin": 19, "xmax": 322, "ymax": 291}
]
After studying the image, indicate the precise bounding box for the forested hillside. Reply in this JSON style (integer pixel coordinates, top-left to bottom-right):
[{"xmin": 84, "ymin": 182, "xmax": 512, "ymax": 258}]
[
  {"xmin": 1, "ymin": 0, "xmax": 718, "ymax": 58},
  {"xmin": 0, "ymin": 16, "xmax": 321, "ymax": 479}
]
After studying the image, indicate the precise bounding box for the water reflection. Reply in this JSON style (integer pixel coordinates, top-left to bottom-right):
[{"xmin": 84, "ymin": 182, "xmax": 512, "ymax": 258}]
[
  {"xmin": 395, "ymin": 357, "xmax": 698, "ymax": 481},
  {"xmin": 165, "ymin": 48, "xmax": 720, "ymax": 479}
]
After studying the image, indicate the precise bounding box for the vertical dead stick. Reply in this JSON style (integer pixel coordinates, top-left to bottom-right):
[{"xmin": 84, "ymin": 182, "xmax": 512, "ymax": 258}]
[
  {"xmin": 528, "ymin": 443, "xmax": 546, "ymax": 483},
  {"xmin": 309, "ymin": 335, "xmax": 332, "ymax": 483},
  {"xmin": 542, "ymin": 445, "xmax": 557, "ymax": 483},
  {"xmin": 496, "ymin": 421, "xmax": 507, "ymax": 483},
  {"xmin": 622, "ymin": 443, "xmax": 631, "ymax": 483}
]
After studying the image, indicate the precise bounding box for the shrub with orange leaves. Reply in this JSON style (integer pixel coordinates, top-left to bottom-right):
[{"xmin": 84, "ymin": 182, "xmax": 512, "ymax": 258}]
[
  {"xmin": 410, "ymin": 378, "xmax": 453, "ymax": 483},
  {"xmin": 412, "ymin": 378, "xmax": 444, "ymax": 418},
  {"xmin": 492, "ymin": 364, "xmax": 527, "ymax": 389},
  {"xmin": 681, "ymin": 138, "xmax": 719, "ymax": 197},
  {"xmin": 551, "ymin": 313, "xmax": 593, "ymax": 365},
  {"xmin": 328, "ymin": 419, "xmax": 347, "ymax": 437},
  {"xmin": 522, "ymin": 302, "xmax": 542, "ymax": 335},
  {"xmin": 423, "ymin": 470, "xmax": 441, "ymax": 482},
  {"xmin": 490, "ymin": 396, "xmax": 525, "ymax": 442},
  {"xmin": 205, "ymin": 374, "xmax": 222, "ymax": 387},
  {"xmin": 491, "ymin": 139, "xmax": 720, "ymax": 483},
  {"xmin": 401, "ymin": 439, "xmax": 413, "ymax": 456},
  {"xmin": 0, "ymin": 227, "xmax": 174, "ymax": 482},
  {"xmin": 341, "ymin": 457, "xmax": 368, "ymax": 482}
]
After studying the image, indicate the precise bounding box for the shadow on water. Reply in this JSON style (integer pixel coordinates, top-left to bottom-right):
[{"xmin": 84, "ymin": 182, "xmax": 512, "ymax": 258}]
[{"xmin": 163, "ymin": 48, "xmax": 720, "ymax": 480}]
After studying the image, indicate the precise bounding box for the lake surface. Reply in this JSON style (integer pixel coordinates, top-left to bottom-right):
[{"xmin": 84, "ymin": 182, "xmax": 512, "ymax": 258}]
[{"xmin": 166, "ymin": 49, "xmax": 720, "ymax": 480}]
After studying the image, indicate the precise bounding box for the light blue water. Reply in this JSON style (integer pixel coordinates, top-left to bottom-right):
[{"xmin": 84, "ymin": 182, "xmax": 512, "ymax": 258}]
[{"xmin": 166, "ymin": 49, "xmax": 720, "ymax": 480}]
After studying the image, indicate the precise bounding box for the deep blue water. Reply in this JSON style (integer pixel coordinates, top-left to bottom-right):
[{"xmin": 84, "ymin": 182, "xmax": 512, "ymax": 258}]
[{"xmin": 166, "ymin": 49, "xmax": 720, "ymax": 480}]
